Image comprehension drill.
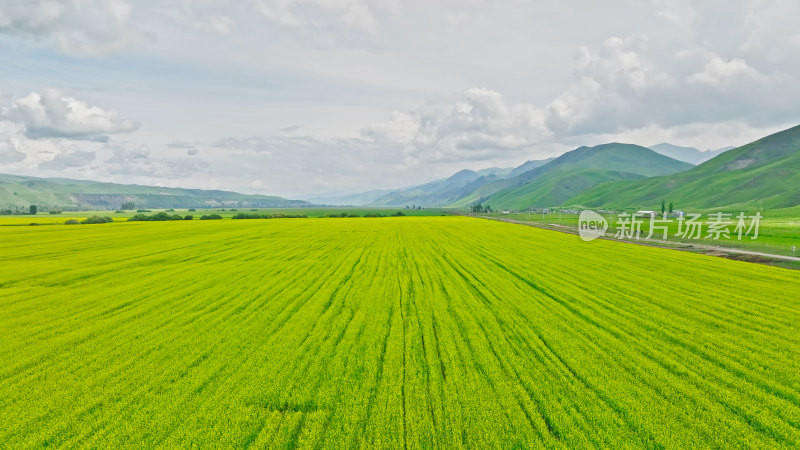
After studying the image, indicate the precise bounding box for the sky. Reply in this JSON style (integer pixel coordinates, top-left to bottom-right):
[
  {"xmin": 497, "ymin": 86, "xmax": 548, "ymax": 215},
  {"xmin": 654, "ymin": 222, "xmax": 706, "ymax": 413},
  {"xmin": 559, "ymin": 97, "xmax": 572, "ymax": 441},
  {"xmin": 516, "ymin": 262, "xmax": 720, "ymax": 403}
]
[{"xmin": 1, "ymin": 0, "xmax": 799, "ymax": 199}]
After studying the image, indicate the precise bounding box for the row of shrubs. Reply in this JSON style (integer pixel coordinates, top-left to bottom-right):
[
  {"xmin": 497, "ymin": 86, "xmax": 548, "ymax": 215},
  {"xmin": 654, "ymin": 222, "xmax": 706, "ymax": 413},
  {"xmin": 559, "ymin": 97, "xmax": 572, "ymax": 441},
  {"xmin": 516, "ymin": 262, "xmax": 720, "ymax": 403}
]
[
  {"xmin": 128, "ymin": 212, "xmax": 187, "ymax": 222},
  {"xmin": 232, "ymin": 213, "xmax": 271, "ymax": 219},
  {"xmin": 126, "ymin": 212, "xmax": 225, "ymax": 221},
  {"xmin": 327, "ymin": 211, "xmax": 406, "ymax": 218},
  {"xmin": 232, "ymin": 213, "xmax": 307, "ymax": 219},
  {"xmin": 65, "ymin": 216, "xmax": 114, "ymax": 225},
  {"xmin": 58, "ymin": 211, "xmax": 405, "ymax": 225},
  {"xmin": 364, "ymin": 212, "xmax": 406, "ymax": 217}
]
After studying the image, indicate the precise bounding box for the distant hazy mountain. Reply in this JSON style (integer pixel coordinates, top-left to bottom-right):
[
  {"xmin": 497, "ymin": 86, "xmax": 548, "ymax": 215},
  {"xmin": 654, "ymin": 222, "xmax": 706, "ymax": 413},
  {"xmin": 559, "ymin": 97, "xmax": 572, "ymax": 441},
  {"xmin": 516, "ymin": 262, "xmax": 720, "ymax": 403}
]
[
  {"xmin": 365, "ymin": 145, "xmax": 693, "ymax": 209},
  {"xmin": 508, "ymin": 158, "xmax": 555, "ymax": 177},
  {"xmin": 0, "ymin": 174, "xmax": 309, "ymax": 210},
  {"xmin": 649, "ymin": 143, "xmax": 733, "ymax": 165},
  {"xmin": 483, "ymin": 143, "xmax": 694, "ymax": 209},
  {"xmin": 476, "ymin": 167, "xmax": 516, "ymax": 178},
  {"xmin": 307, "ymin": 189, "xmax": 396, "ymax": 206},
  {"xmin": 369, "ymin": 169, "xmax": 497, "ymax": 207},
  {"xmin": 570, "ymin": 124, "xmax": 800, "ymax": 210},
  {"xmin": 366, "ymin": 159, "xmax": 552, "ymax": 207}
]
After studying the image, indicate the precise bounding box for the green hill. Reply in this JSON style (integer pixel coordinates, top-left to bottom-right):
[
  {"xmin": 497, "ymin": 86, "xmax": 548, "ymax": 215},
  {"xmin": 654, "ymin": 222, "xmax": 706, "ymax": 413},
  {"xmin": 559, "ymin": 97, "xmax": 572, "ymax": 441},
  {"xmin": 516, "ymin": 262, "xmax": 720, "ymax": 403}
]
[
  {"xmin": 478, "ymin": 143, "xmax": 693, "ymax": 209},
  {"xmin": 567, "ymin": 124, "xmax": 800, "ymax": 210},
  {"xmin": 0, "ymin": 174, "xmax": 309, "ymax": 210},
  {"xmin": 485, "ymin": 169, "xmax": 645, "ymax": 209}
]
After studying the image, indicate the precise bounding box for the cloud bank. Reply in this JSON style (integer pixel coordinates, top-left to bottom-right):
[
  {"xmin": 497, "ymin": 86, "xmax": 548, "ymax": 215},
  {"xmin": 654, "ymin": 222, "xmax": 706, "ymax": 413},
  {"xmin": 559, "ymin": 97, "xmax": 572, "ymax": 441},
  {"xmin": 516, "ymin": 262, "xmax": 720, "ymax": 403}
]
[
  {"xmin": 4, "ymin": 89, "xmax": 140, "ymax": 142},
  {"xmin": 0, "ymin": 0, "xmax": 798, "ymax": 198}
]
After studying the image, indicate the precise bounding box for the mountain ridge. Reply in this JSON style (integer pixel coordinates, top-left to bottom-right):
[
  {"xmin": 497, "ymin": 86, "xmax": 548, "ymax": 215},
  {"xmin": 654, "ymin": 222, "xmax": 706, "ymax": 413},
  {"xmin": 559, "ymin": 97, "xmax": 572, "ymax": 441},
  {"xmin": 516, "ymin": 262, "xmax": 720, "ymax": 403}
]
[
  {"xmin": 0, "ymin": 173, "xmax": 309, "ymax": 210},
  {"xmin": 568, "ymin": 124, "xmax": 800, "ymax": 210},
  {"xmin": 478, "ymin": 143, "xmax": 694, "ymax": 209}
]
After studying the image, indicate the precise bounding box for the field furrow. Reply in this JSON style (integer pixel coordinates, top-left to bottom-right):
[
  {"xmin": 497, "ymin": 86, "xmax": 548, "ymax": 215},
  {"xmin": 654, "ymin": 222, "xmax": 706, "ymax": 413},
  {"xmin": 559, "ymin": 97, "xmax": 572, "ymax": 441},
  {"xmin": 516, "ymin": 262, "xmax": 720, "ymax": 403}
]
[{"xmin": 1, "ymin": 217, "xmax": 799, "ymax": 448}]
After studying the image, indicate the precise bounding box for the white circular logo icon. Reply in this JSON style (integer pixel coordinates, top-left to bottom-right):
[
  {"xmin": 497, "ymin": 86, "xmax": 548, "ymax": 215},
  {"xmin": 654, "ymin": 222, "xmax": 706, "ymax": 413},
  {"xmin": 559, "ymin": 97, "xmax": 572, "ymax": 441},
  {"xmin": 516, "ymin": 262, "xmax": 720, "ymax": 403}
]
[{"xmin": 578, "ymin": 210, "xmax": 607, "ymax": 242}]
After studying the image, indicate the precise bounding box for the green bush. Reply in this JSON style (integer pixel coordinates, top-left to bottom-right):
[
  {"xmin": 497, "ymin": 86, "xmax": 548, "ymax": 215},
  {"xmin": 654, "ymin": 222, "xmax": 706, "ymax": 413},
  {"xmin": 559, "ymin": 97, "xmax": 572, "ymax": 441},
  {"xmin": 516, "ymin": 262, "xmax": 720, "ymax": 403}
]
[
  {"xmin": 128, "ymin": 212, "xmax": 184, "ymax": 222},
  {"xmin": 232, "ymin": 213, "xmax": 272, "ymax": 219},
  {"xmin": 64, "ymin": 219, "xmax": 80, "ymax": 225},
  {"xmin": 184, "ymin": 215, "xmax": 193, "ymax": 220},
  {"xmin": 200, "ymin": 214, "xmax": 222, "ymax": 220},
  {"xmin": 82, "ymin": 216, "xmax": 113, "ymax": 224}
]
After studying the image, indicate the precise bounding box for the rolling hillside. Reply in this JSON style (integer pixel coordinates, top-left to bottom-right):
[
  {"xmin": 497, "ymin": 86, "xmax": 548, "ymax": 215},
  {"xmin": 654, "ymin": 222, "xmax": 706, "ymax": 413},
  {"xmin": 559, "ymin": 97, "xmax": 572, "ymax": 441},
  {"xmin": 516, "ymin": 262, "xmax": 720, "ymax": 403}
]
[
  {"xmin": 568, "ymin": 124, "xmax": 800, "ymax": 210},
  {"xmin": 0, "ymin": 174, "xmax": 309, "ymax": 210},
  {"xmin": 478, "ymin": 143, "xmax": 693, "ymax": 209}
]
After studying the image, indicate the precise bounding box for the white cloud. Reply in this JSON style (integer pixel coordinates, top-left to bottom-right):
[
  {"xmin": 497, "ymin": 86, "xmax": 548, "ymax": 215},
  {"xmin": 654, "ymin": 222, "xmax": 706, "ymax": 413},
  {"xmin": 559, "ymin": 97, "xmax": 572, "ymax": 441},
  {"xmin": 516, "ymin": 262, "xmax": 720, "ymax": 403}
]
[
  {"xmin": 688, "ymin": 57, "xmax": 763, "ymax": 86},
  {"xmin": 652, "ymin": 0, "xmax": 695, "ymax": 26},
  {"xmin": 1, "ymin": 1, "xmax": 800, "ymax": 199},
  {"xmin": 412, "ymin": 88, "xmax": 550, "ymax": 162},
  {"xmin": 0, "ymin": 0, "xmax": 142, "ymax": 56},
  {"xmin": 160, "ymin": 1, "xmax": 237, "ymax": 35},
  {"xmin": 250, "ymin": 0, "xmax": 385, "ymax": 32},
  {"xmin": 39, "ymin": 150, "xmax": 96, "ymax": 170},
  {"xmin": 0, "ymin": 136, "xmax": 26, "ymax": 163},
  {"xmin": 740, "ymin": 0, "xmax": 800, "ymax": 55},
  {"xmin": 4, "ymin": 89, "xmax": 140, "ymax": 141},
  {"xmin": 360, "ymin": 111, "xmax": 418, "ymax": 143},
  {"xmin": 362, "ymin": 88, "xmax": 551, "ymax": 166},
  {"xmin": 545, "ymin": 36, "xmax": 672, "ymax": 134}
]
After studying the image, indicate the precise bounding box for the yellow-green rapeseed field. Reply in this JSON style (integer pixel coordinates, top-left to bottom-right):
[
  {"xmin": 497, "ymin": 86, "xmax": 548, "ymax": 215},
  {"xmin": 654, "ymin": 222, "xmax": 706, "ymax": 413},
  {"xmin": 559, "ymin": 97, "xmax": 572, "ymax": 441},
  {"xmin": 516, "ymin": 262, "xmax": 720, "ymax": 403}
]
[{"xmin": 1, "ymin": 216, "xmax": 799, "ymax": 448}]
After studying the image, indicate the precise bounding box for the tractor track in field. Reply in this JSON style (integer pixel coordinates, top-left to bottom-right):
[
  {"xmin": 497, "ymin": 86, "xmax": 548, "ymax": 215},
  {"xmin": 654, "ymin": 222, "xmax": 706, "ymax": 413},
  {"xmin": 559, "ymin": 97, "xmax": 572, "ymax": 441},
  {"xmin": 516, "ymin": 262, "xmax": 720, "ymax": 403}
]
[{"xmin": 2, "ymin": 218, "xmax": 799, "ymax": 447}]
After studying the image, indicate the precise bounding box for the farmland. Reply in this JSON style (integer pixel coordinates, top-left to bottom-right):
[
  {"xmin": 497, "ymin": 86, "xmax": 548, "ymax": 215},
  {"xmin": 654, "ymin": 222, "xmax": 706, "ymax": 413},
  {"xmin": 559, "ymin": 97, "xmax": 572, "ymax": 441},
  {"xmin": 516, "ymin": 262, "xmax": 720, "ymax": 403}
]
[
  {"xmin": 493, "ymin": 208, "xmax": 800, "ymax": 259},
  {"xmin": 0, "ymin": 207, "xmax": 447, "ymax": 226},
  {"xmin": 1, "ymin": 217, "xmax": 800, "ymax": 447}
]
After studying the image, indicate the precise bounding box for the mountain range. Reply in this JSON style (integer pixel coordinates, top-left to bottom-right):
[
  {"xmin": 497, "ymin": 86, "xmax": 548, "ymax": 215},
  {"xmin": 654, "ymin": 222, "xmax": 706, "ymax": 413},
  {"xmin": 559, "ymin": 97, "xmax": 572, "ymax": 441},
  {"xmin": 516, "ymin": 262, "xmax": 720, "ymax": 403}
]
[
  {"xmin": 478, "ymin": 143, "xmax": 693, "ymax": 209},
  {"xmin": 320, "ymin": 142, "xmax": 736, "ymax": 209},
  {"xmin": 351, "ymin": 143, "xmax": 692, "ymax": 209},
  {"xmin": 314, "ymin": 126, "xmax": 795, "ymax": 211},
  {"xmin": 569, "ymin": 124, "xmax": 800, "ymax": 210},
  {"xmin": 0, "ymin": 174, "xmax": 309, "ymax": 210},
  {"xmin": 2, "ymin": 125, "xmax": 797, "ymax": 212}
]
